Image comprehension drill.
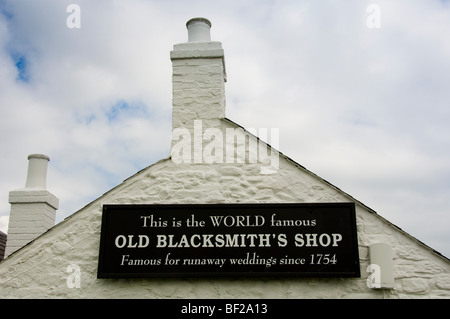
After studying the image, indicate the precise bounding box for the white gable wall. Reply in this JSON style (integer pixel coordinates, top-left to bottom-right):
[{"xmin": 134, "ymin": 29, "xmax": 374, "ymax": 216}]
[{"xmin": 0, "ymin": 123, "xmax": 449, "ymax": 298}]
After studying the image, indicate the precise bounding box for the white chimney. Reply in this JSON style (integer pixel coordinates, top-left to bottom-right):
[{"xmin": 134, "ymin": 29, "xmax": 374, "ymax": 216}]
[
  {"xmin": 5, "ymin": 154, "xmax": 58, "ymax": 257},
  {"xmin": 170, "ymin": 17, "xmax": 227, "ymax": 155}
]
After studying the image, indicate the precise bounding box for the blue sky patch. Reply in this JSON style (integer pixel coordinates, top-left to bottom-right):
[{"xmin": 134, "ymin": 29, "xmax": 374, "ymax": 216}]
[
  {"xmin": 107, "ymin": 100, "xmax": 130, "ymax": 121},
  {"xmin": 12, "ymin": 54, "xmax": 30, "ymax": 82},
  {"xmin": 106, "ymin": 100, "xmax": 147, "ymax": 122}
]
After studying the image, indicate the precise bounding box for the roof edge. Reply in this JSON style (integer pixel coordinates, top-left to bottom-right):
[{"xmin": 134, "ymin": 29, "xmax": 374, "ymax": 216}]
[{"xmin": 220, "ymin": 118, "xmax": 450, "ymax": 262}]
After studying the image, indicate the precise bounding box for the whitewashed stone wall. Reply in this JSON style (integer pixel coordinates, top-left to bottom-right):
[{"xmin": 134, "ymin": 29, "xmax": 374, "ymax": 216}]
[{"xmin": 0, "ymin": 133, "xmax": 449, "ymax": 298}]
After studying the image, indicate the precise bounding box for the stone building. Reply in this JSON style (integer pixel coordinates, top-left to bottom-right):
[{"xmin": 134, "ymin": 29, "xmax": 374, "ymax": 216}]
[{"xmin": 0, "ymin": 18, "xmax": 449, "ymax": 299}]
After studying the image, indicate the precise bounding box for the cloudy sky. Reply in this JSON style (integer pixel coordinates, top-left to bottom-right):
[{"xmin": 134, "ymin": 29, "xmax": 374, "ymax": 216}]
[{"xmin": 0, "ymin": 0, "xmax": 449, "ymax": 258}]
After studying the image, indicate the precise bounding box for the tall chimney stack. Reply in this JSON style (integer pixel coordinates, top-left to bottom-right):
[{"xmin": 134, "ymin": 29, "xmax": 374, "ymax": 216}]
[
  {"xmin": 5, "ymin": 154, "xmax": 58, "ymax": 257},
  {"xmin": 170, "ymin": 17, "xmax": 227, "ymax": 154}
]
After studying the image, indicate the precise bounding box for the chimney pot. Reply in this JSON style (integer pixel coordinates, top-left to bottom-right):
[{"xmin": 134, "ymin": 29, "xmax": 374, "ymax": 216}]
[
  {"xmin": 25, "ymin": 154, "xmax": 50, "ymax": 189},
  {"xmin": 186, "ymin": 17, "xmax": 212, "ymax": 42}
]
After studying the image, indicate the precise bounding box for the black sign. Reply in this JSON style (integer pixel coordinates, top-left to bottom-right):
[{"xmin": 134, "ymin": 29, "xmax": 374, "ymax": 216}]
[{"xmin": 97, "ymin": 203, "xmax": 360, "ymax": 278}]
